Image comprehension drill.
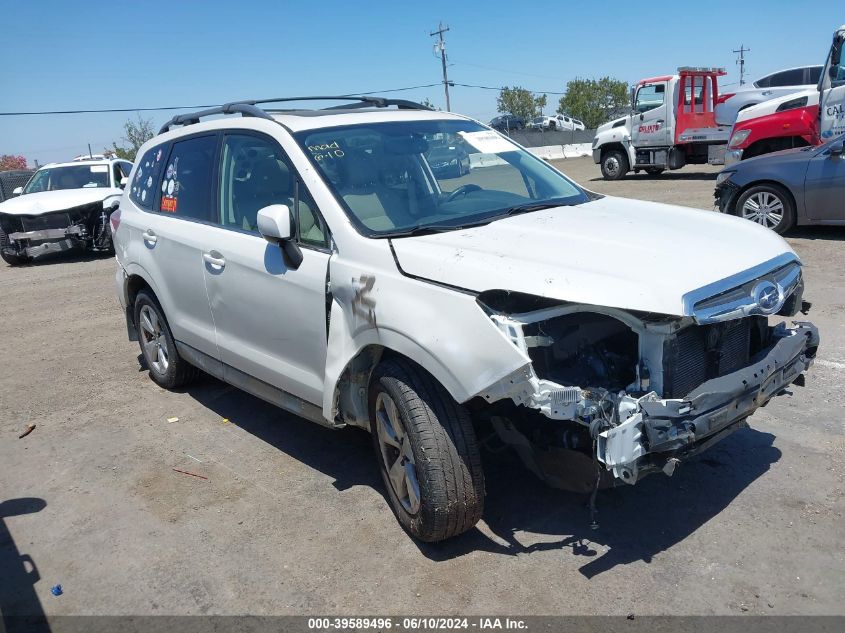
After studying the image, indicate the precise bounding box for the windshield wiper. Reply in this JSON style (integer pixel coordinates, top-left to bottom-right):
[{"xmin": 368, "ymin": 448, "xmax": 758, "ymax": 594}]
[
  {"xmin": 386, "ymin": 201, "xmax": 571, "ymax": 238},
  {"xmin": 499, "ymin": 201, "xmax": 565, "ymax": 215},
  {"xmin": 384, "ymin": 224, "xmax": 465, "ymax": 238}
]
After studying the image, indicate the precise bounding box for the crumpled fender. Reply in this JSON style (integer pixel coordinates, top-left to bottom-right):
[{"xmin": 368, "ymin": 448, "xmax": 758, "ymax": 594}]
[{"xmin": 321, "ymin": 256, "xmax": 530, "ymax": 422}]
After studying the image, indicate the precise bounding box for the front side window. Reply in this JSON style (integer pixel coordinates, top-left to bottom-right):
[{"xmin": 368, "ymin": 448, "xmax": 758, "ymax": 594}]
[
  {"xmin": 159, "ymin": 135, "xmax": 217, "ymax": 221},
  {"xmin": 635, "ymin": 84, "xmax": 665, "ymax": 113},
  {"xmin": 23, "ymin": 164, "xmax": 111, "ymax": 193},
  {"xmin": 217, "ymin": 133, "xmax": 329, "ymax": 247},
  {"xmin": 295, "ymin": 120, "xmax": 588, "ymax": 237},
  {"xmin": 130, "ymin": 146, "xmax": 166, "ymax": 209}
]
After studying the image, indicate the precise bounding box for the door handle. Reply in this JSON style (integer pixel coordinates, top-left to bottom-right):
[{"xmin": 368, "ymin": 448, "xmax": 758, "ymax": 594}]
[
  {"xmin": 142, "ymin": 230, "xmax": 157, "ymax": 245},
  {"xmin": 203, "ymin": 252, "xmax": 226, "ymax": 269},
  {"xmin": 656, "ymin": 119, "xmax": 665, "ymax": 123}
]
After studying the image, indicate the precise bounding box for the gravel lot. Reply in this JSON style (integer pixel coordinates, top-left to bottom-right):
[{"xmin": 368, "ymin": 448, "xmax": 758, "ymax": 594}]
[{"xmin": 2, "ymin": 157, "xmax": 843, "ymax": 617}]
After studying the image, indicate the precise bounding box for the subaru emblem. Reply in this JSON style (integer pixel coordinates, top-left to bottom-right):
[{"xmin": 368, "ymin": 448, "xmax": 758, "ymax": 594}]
[{"xmin": 753, "ymin": 281, "xmax": 782, "ymax": 314}]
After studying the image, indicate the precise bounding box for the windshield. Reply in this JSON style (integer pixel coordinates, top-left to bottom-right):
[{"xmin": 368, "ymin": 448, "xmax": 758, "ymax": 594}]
[
  {"xmin": 23, "ymin": 164, "xmax": 111, "ymax": 193},
  {"xmin": 295, "ymin": 120, "xmax": 588, "ymax": 237}
]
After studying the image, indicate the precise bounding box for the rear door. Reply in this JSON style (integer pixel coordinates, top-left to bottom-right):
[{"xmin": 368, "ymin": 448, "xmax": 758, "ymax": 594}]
[
  {"xmin": 202, "ymin": 131, "xmax": 333, "ymax": 405},
  {"xmin": 804, "ymin": 138, "xmax": 845, "ymax": 221},
  {"xmin": 631, "ymin": 81, "xmax": 671, "ymax": 147},
  {"xmin": 128, "ymin": 134, "xmax": 222, "ymax": 357}
]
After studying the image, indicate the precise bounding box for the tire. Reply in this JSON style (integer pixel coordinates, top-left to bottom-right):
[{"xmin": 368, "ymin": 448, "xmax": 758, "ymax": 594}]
[
  {"xmin": 134, "ymin": 290, "xmax": 200, "ymax": 388},
  {"xmin": 644, "ymin": 167, "xmax": 664, "ymax": 176},
  {"xmin": 732, "ymin": 184, "xmax": 795, "ymax": 235},
  {"xmin": 369, "ymin": 358, "xmax": 484, "ymax": 542},
  {"xmin": 600, "ymin": 149, "xmax": 629, "ymax": 180},
  {"xmin": 549, "ymin": 121, "xmax": 557, "ymax": 130},
  {"xmin": 0, "ymin": 224, "xmax": 29, "ymax": 266}
]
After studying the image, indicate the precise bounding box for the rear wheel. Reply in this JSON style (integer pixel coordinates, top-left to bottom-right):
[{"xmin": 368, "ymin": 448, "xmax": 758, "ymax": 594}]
[
  {"xmin": 733, "ymin": 184, "xmax": 795, "ymax": 234},
  {"xmin": 600, "ymin": 149, "xmax": 629, "ymax": 180},
  {"xmin": 134, "ymin": 290, "xmax": 200, "ymax": 388},
  {"xmin": 0, "ymin": 225, "xmax": 29, "ymax": 266},
  {"xmin": 369, "ymin": 358, "xmax": 485, "ymax": 542}
]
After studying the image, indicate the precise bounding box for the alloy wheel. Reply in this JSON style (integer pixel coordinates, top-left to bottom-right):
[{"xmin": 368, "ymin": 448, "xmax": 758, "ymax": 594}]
[
  {"xmin": 374, "ymin": 392, "xmax": 421, "ymax": 514},
  {"xmin": 139, "ymin": 305, "xmax": 170, "ymax": 374},
  {"xmin": 741, "ymin": 191, "xmax": 784, "ymax": 229}
]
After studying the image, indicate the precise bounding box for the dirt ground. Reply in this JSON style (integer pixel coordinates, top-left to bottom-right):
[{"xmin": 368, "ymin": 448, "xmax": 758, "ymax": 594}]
[{"xmin": 1, "ymin": 157, "xmax": 843, "ymax": 617}]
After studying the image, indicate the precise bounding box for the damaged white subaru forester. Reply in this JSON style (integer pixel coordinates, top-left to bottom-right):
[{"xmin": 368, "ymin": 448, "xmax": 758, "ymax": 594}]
[{"xmin": 112, "ymin": 97, "xmax": 818, "ymax": 541}]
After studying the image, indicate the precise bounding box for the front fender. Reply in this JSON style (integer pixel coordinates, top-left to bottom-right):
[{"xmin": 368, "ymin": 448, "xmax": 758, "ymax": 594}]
[{"xmin": 322, "ymin": 258, "xmax": 529, "ymax": 422}]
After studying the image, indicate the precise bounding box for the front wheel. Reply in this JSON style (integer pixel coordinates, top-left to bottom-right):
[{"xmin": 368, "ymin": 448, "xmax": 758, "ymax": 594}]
[
  {"xmin": 733, "ymin": 184, "xmax": 795, "ymax": 234},
  {"xmin": 369, "ymin": 358, "xmax": 485, "ymax": 542},
  {"xmin": 600, "ymin": 149, "xmax": 629, "ymax": 180},
  {"xmin": 0, "ymin": 225, "xmax": 29, "ymax": 266}
]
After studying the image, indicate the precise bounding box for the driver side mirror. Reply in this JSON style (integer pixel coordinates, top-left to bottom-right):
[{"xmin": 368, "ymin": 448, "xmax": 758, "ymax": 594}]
[
  {"xmin": 12, "ymin": 186, "xmax": 22, "ymax": 196},
  {"xmin": 257, "ymin": 204, "xmax": 303, "ymax": 269},
  {"xmin": 119, "ymin": 176, "xmax": 128, "ymax": 188},
  {"xmin": 829, "ymin": 141, "xmax": 844, "ymax": 157}
]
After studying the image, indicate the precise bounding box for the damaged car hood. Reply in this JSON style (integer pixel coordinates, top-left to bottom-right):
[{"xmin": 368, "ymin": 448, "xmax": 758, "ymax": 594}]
[
  {"xmin": 0, "ymin": 188, "xmax": 122, "ymax": 216},
  {"xmin": 390, "ymin": 196, "xmax": 796, "ymax": 316}
]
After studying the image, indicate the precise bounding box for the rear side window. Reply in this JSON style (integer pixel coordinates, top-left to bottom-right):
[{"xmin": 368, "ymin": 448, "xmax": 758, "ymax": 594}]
[
  {"xmin": 768, "ymin": 68, "xmax": 805, "ymax": 87},
  {"xmin": 808, "ymin": 65, "xmax": 822, "ymax": 85},
  {"xmin": 159, "ymin": 135, "xmax": 217, "ymax": 221},
  {"xmin": 130, "ymin": 146, "xmax": 166, "ymax": 208}
]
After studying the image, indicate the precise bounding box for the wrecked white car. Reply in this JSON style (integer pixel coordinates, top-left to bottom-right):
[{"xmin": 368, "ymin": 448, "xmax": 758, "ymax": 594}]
[
  {"xmin": 0, "ymin": 158, "xmax": 132, "ymax": 265},
  {"xmin": 113, "ymin": 97, "xmax": 817, "ymax": 542}
]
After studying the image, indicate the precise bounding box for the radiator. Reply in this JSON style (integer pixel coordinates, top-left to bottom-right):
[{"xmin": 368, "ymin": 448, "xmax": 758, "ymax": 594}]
[{"xmin": 662, "ymin": 319, "xmax": 752, "ymax": 399}]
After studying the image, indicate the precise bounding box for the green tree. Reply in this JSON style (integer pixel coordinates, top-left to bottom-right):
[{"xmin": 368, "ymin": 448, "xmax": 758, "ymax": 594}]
[
  {"xmin": 497, "ymin": 86, "xmax": 546, "ymax": 121},
  {"xmin": 420, "ymin": 97, "xmax": 442, "ymax": 111},
  {"xmin": 557, "ymin": 77, "xmax": 629, "ymax": 129},
  {"xmin": 109, "ymin": 115, "xmax": 155, "ymax": 161}
]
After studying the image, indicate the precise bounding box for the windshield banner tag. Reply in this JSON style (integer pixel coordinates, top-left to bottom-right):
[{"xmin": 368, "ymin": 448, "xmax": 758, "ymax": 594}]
[
  {"xmin": 90, "ymin": 165, "xmax": 108, "ymax": 173},
  {"xmin": 458, "ymin": 130, "xmax": 515, "ymax": 154}
]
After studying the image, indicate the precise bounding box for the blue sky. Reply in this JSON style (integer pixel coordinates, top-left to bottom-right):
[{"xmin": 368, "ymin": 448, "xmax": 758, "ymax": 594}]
[{"xmin": 0, "ymin": 0, "xmax": 837, "ymax": 164}]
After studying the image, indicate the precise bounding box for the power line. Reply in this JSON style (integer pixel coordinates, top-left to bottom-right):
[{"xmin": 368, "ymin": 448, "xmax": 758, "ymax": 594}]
[
  {"xmin": 0, "ymin": 84, "xmax": 448, "ymax": 117},
  {"xmin": 0, "ymin": 82, "xmax": 567, "ymax": 118},
  {"xmin": 0, "ymin": 104, "xmax": 218, "ymax": 116},
  {"xmin": 452, "ymin": 82, "xmax": 567, "ymax": 95}
]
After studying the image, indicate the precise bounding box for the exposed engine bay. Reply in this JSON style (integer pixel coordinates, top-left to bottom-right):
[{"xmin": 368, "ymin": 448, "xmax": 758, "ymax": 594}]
[
  {"xmin": 473, "ymin": 287, "xmax": 818, "ymax": 491},
  {"xmin": 0, "ymin": 200, "xmax": 116, "ymax": 261}
]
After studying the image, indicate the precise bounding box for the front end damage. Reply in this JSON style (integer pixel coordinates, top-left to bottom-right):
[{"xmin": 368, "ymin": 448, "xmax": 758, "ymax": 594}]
[
  {"xmin": 0, "ymin": 199, "xmax": 116, "ymax": 261},
  {"xmin": 474, "ymin": 261, "xmax": 818, "ymax": 490}
]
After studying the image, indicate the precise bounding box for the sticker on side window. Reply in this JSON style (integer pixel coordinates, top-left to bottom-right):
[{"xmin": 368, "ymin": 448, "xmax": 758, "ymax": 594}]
[
  {"xmin": 90, "ymin": 165, "xmax": 108, "ymax": 173},
  {"xmin": 458, "ymin": 130, "xmax": 515, "ymax": 154},
  {"xmin": 161, "ymin": 196, "xmax": 177, "ymax": 213}
]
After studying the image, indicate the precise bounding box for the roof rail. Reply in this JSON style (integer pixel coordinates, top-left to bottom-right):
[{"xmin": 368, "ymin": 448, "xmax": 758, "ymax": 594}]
[
  {"xmin": 157, "ymin": 95, "xmax": 432, "ymax": 134},
  {"xmin": 158, "ymin": 103, "xmax": 273, "ymax": 134}
]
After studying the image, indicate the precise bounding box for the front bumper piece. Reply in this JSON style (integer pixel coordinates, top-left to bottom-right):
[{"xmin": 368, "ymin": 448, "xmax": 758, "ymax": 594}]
[{"xmin": 596, "ymin": 321, "xmax": 818, "ymax": 483}]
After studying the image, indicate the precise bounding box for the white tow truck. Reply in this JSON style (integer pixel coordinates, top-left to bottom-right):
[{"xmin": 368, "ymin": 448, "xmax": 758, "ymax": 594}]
[{"xmin": 592, "ymin": 67, "xmax": 732, "ymax": 180}]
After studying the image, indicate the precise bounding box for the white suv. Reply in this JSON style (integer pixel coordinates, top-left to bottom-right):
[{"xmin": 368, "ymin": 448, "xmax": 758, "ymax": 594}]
[{"xmin": 113, "ymin": 96, "xmax": 818, "ymax": 541}]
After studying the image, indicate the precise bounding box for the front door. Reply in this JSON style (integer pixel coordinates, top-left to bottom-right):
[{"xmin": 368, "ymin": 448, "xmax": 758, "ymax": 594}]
[
  {"xmin": 202, "ymin": 132, "xmax": 333, "ymax": 405},
  {"xmin": 804, "ymin": 138, "xmax": 845, "ymax": 221},
  {"xmin": 820, "ymin": 31, "xmax": 845, "ymax": 142},
  {"xmin": 631, "ymin": 81, "xmax": 671, "ymax": 147}
]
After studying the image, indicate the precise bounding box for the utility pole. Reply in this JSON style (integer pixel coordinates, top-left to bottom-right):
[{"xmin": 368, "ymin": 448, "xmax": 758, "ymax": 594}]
[
  {"xmin": 733, "ymin": 44, "xmax": 751, "ymax": 85},
  {"xmin": 430, "ymin": 22, "xmax": 451, "ymax": 111}
]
